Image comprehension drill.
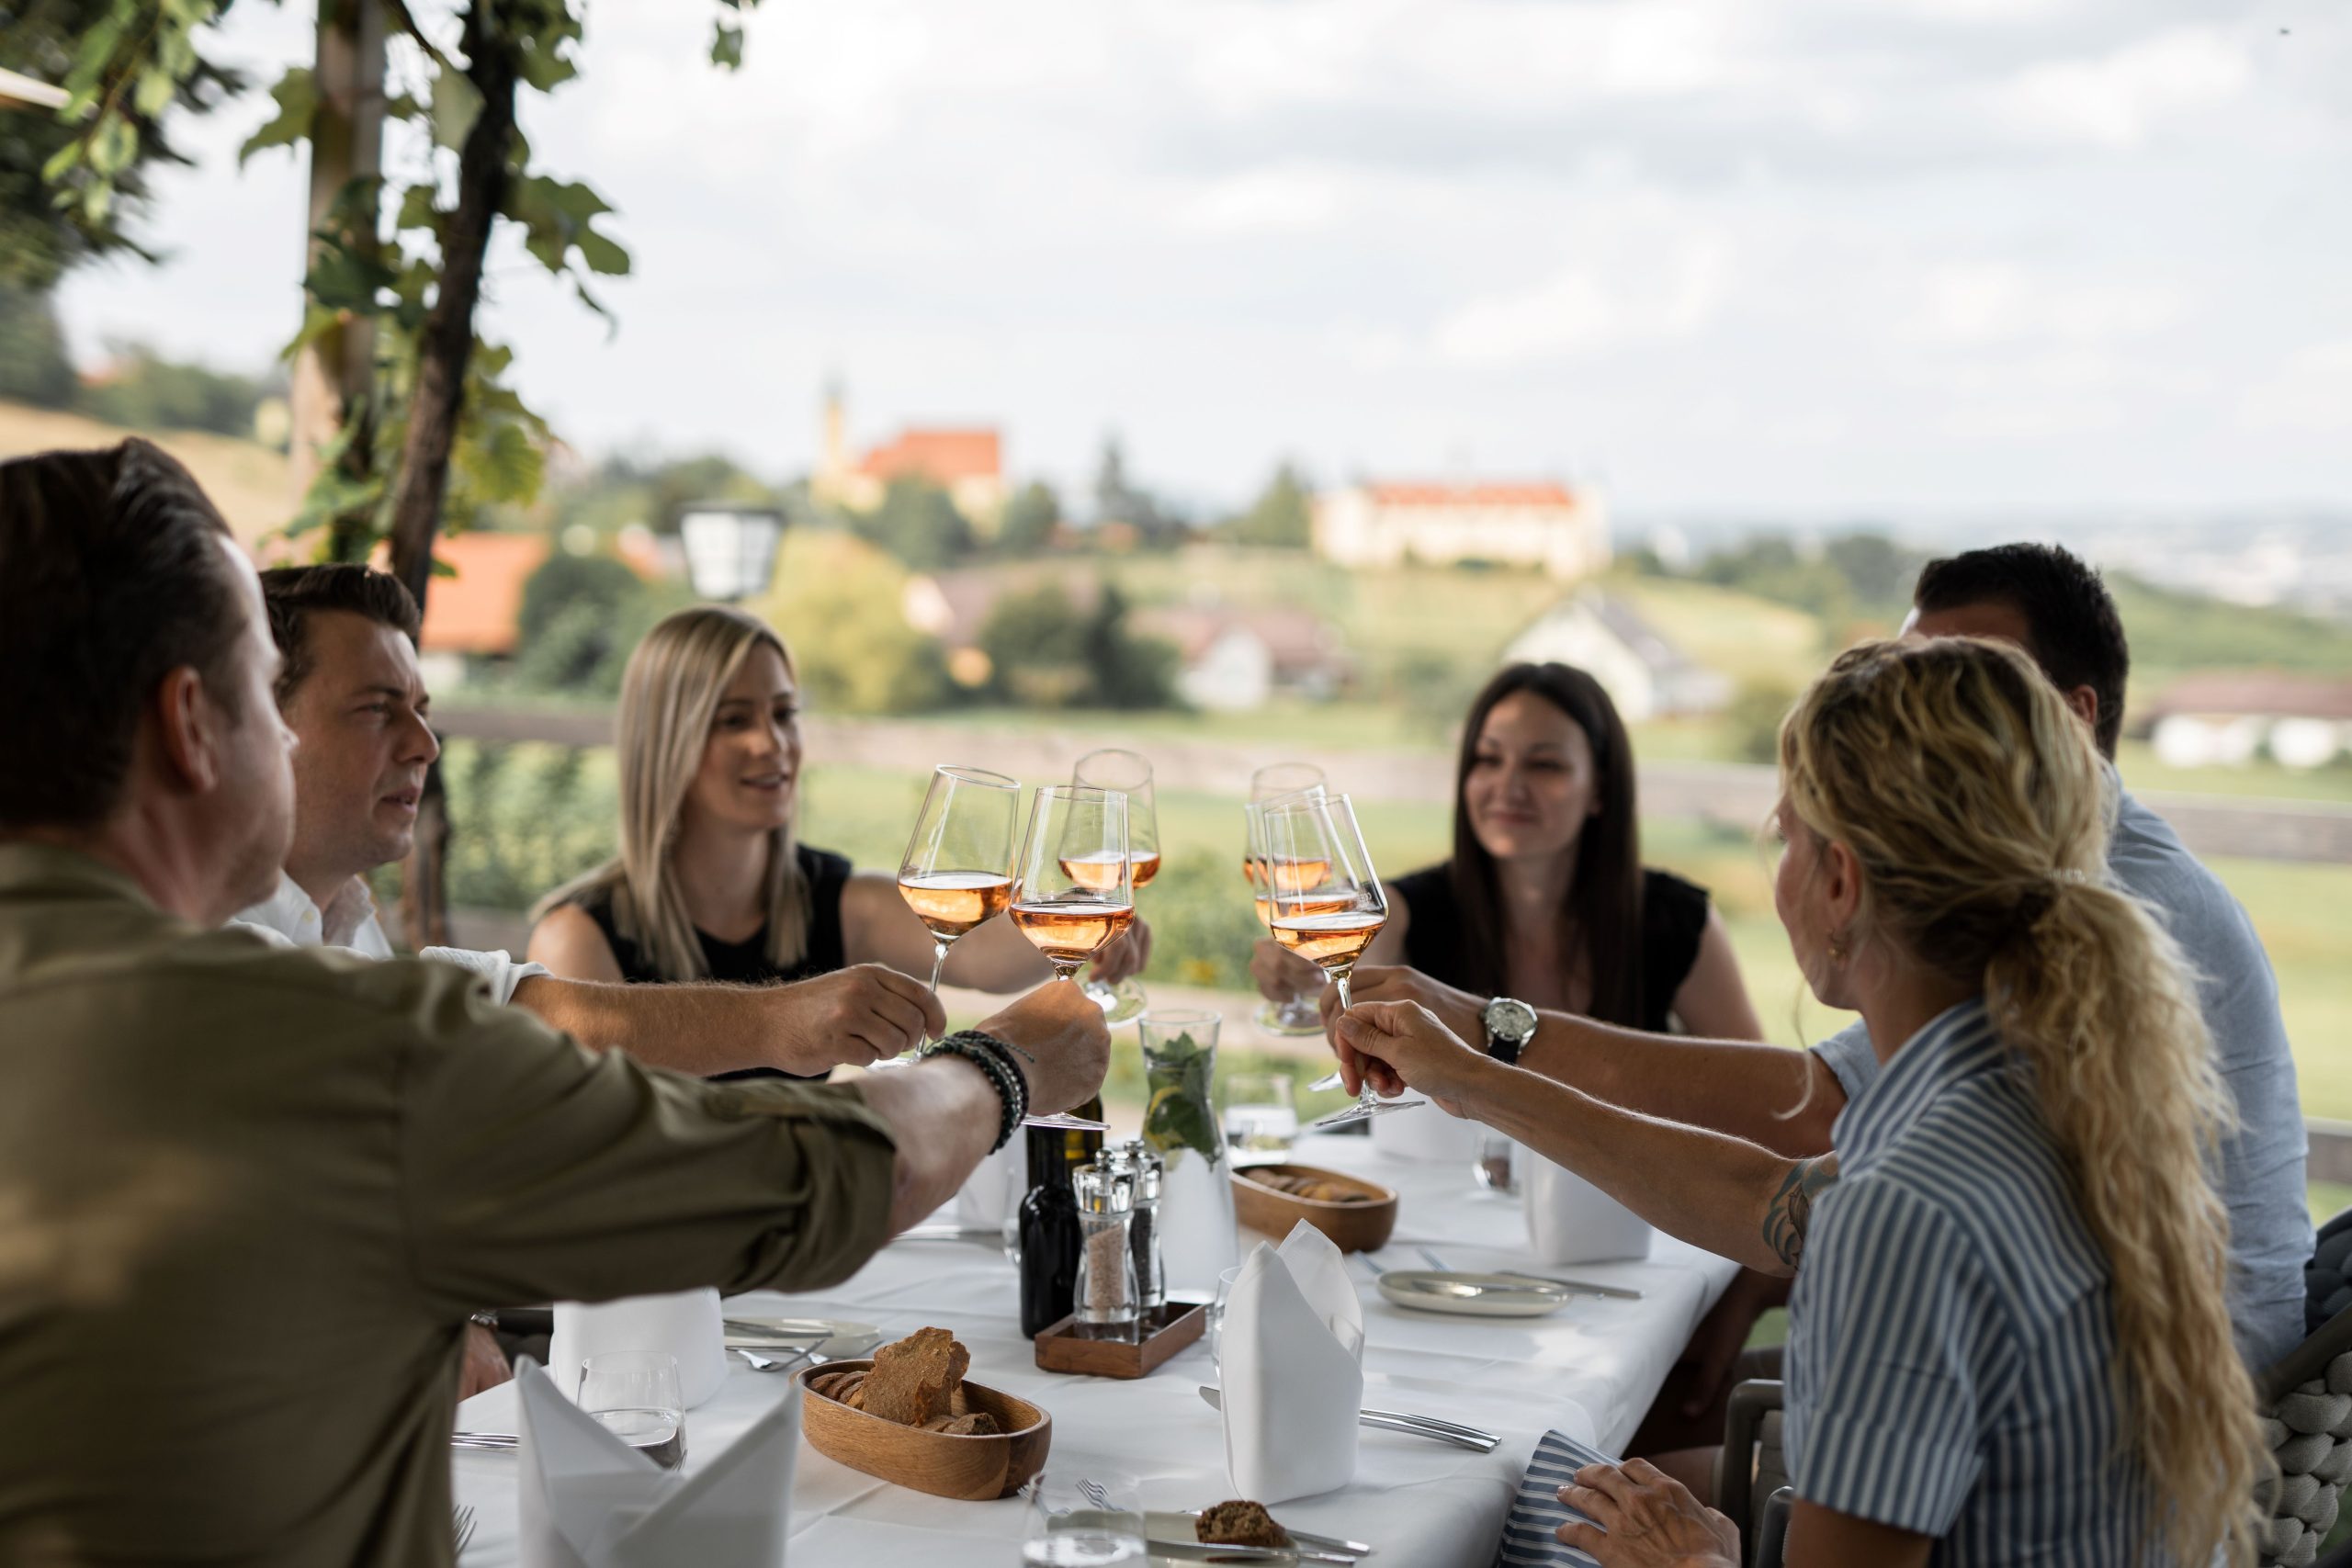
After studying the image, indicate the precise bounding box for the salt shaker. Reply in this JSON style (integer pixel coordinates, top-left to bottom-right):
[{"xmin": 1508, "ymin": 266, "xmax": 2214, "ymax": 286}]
[
  {"xmin": 1072, "ymin": 1161, "xmax": 1138, "ymax": 1337},
  {"xmin": 1121, "ymin": 1140, "xmax": 1167, "ymax": 1314}
]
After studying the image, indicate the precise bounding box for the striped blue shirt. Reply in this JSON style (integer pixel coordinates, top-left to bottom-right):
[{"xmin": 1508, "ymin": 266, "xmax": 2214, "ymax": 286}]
[{"xmin": 1787, "ymin": 998, "xmax": 2151, "ymax": 1565}]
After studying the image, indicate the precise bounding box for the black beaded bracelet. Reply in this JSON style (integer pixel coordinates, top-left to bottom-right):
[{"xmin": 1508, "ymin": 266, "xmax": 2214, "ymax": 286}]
[{"xmin": 922, "ymin": 1030, "xmax": 1029, "ymax": 1152}]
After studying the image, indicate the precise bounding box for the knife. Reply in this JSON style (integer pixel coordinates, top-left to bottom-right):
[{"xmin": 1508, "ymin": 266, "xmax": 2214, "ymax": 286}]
[
  {"xmin": 1493, "ymin": 1270, "xmax": 1644, "ymax": 1301},
  {"xmin": 895, "ymin": 1224, "xmax": 1004, "ymax": 1243},
  {"xmin": 1143, "ymin": 1541, "xmax": 1301, "ymax": 1564},
  {"xmin": 1196, "ymin": 1385, "xmax": 1498, "ymax": 1453},
  {"xmin": 722, "ymin": 1317, "xmax": 839, "ymax": 1337},
  {"xmin": 1178, "ymin": 1513, "xmax": 1374, "ymax": 1558},
  {"xmin": 1147, "ymin": 1539, "xmax": 1361, "ymax": 1565}
]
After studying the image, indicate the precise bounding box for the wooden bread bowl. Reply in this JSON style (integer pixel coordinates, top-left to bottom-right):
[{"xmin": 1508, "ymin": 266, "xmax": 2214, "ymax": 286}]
[
  {"xmin": 797, "ymin": 1359, "xmax": 1052, "ymax": 1500},
  {"xmin": 1231, "ymin": 1162, "xmax": 1398, "ymax": 1253}
]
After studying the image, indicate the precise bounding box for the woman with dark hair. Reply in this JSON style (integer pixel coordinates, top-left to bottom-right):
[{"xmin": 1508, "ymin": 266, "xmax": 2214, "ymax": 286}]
[{"xmin": 1256, "ymin": 662, "xmax": 1760, "ymax": 1037}]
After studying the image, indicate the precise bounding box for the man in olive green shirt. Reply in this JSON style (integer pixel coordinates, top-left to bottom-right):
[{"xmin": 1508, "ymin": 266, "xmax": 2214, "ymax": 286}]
[{"xmin": 0, "ymin": 441, "xmax": 1110, "ymax": 1566}]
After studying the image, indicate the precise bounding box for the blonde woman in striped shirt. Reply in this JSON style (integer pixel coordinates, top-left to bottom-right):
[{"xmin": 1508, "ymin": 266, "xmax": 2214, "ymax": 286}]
[{"xmin": 1335, "ymin": 636, "xmax": 2264, "ymax": 1566}]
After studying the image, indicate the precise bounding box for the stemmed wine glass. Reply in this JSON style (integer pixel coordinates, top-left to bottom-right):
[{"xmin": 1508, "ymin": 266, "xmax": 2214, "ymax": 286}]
[
  {"xmin": 1069, "ymin": 749, "xmax": 1158, "ymax": 1027},
  {"xmin": 871, "ymin": 765, "xmax": 1021, "ymax": 1072},
  {"xmin": 1009, "ymin": 784, "xmax": 1129, "ymax": 1131},
  {"xmin": 1261, "ymin": 793, "xmax": 1422, "ymax": 1129},
  {"xmin": 1245, "ymin": 763, "xmax": 1328, "ymax": 1037}
]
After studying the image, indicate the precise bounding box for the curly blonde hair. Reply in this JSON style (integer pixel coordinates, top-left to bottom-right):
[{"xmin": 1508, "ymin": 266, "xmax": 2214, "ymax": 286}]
[{"xmin": 1781, "ymin": 636, "xmax": 2263, "ymax": 1565}]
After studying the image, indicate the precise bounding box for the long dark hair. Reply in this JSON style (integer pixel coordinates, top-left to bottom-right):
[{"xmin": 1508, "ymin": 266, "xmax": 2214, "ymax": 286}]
[{"xmin": 1446, "ymin": 662, "xmax": 1645, "ymax": 1024}]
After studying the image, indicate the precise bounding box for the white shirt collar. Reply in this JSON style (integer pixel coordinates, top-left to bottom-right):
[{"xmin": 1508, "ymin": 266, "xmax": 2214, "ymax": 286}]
[{"xmin": 233, "ymin": 871, "xmax": 396, "ymax": 957}]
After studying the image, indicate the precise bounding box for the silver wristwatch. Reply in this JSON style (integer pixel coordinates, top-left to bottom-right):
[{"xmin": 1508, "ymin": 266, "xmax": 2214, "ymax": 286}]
[{"xmin": 1481, "ymin": 997, "xmax": 1539, "ymax": 1066}]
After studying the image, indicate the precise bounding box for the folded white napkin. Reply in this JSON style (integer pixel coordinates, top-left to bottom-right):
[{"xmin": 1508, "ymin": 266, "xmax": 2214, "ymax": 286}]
[
  {"xmin": 548, "ymin": 1288, "xmax": 730, "ymax": 1409},
  {"xmin": 514, "ymin": 1359, "xmax": 800, "ymax": 1568},
  {"xmin": 1219, "ymin": 1220, "xmax": 1365, "ymax": 1503},
  {"xmin": 1523, "ymin": 1156, "xmax": 1652, "ymax": 1266}
]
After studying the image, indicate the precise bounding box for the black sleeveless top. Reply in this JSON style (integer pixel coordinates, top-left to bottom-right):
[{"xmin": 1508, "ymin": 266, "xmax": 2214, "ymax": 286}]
[
  {"xmin": 1386, "ymin": 863, "xmax": 1712, "ymax": 1034},
  {"xmin": 576, "ymin": 842, "xmax": 854, "ymax": 1082}
]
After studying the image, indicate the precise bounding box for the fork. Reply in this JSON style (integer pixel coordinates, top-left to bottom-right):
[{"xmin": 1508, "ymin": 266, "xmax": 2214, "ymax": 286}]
[{"xmin": 452, "ymin": 1504, "xmax": 476, "ymax": 1556}]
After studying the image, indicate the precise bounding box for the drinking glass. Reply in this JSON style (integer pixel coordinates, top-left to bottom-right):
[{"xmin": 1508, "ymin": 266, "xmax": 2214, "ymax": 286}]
[
  {"xmin": 1020, "ymin": 1469, "xmax": 1147, "ymax": 1566},
  {"xmin": 1070, "ymin": 749, "xmax": 1158, "ymax": 1026},
  {"xmin": 873, "ymin": 764, "xmax": 1020, "ymax": 1070},
  {"xmin": 1248, "ymin": 795, "xmax": 1342, "ymax": 1091},
  {"xmin": 1473, "ymin": 1130, "xmax": 1519, "ymax": 1194},
  {"xmin": 1011, "ymin": 784, "xmax": 1129, "ymax": 1131},
  {"xmin": 577, "ymin": 1351, "xmax": 685, "ymax": 1470},
  {"xmin": 1221, "ymin": 1071, "xmax": 1297, "ymax": 1158},
  {"xmin": 1261, "ymin": 794, "xmax": 1422, "ymax": 1129},
  {"xmin": 1247, "ymin": 765, "xmax": 1327, "ymax": 1036}
]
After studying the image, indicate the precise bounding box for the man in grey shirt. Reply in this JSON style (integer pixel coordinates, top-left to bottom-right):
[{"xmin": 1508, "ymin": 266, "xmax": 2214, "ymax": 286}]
[{"xmin": 1337, "ymin": 542, "xmax": 2310, "ymax": 1413}]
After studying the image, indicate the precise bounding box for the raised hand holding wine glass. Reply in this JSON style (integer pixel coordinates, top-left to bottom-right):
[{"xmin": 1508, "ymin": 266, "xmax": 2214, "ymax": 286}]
[
  {"xmin": 874, "ymin": 765, "xmax": 1020, "ymax": 1070},
  {"xmin": 1245, "ymin": 763, "xmax": 1329, "ymax": 1037},
  {"xmin": 1010, "ymin": 784, "xmax": 1131, "ymax": 1130},
  {"xmin": 1069, "ymin": 749, "xmax": 1159, "ymax": 1025},
  {"xmin": 1261, "ymin": 792, "xmax": 1423, "ymax": 1128}
]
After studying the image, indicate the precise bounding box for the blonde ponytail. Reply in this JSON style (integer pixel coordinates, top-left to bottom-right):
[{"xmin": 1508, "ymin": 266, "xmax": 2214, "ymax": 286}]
[{"xmin": 1783, "ymin": 637, "xmax": 2264, "ymax": 1566}]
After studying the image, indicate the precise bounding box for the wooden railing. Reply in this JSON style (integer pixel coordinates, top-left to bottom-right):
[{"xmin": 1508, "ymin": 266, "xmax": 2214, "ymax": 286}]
[{"xmin": 433, "ymin": 704, "xmax": 2352, "ymax": 867}]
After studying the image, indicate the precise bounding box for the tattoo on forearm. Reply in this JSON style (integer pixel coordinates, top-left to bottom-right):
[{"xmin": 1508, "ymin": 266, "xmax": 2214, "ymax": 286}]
[{"xmin": 1761, "ymin": 1155, "xmax": 1839, "ymax": 1270}]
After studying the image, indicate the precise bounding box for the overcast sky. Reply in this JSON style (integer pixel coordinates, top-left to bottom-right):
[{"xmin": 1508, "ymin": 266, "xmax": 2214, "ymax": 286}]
[{"xmin": 51, "ymin": 0, "xmax": 2352, "ymax": 519}]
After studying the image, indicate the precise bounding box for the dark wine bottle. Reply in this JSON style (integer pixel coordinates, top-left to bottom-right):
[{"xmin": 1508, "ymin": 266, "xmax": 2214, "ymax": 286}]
[{"xmin": 1017, "ymin": 1097, "xmax": 1104, "ymax": 1337}]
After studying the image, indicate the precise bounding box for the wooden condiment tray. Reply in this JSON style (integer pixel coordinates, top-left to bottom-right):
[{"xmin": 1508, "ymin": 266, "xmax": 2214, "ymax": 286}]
[{"xmin": 1032, "ymin": 1300, "xmax": 1208, "ymax": 1379}]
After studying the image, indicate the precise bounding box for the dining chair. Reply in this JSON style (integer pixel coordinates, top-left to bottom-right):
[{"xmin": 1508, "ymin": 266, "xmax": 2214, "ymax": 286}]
[
  {"xmin": 2258, "ymin": 1304, "xmax": 2352, "ymax": 1565},
  {"xmin": 1716, "ymin": 1379, "xmax": 1787, "ymax": 1568},
  {"xmin": 1720, "ymin": 1201, "xmax": 2352, "ymax": 1568}
]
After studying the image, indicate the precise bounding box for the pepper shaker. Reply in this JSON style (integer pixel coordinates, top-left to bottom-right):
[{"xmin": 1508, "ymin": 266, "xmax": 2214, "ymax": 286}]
[{"xmin": 1121, "ymin": 1139, "xmax": 1166, "ymax": 1314}]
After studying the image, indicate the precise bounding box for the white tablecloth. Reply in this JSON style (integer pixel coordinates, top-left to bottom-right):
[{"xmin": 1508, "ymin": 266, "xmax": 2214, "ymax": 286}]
[{"xmin": 453, "ymin": 1132, "xmax": 1738, "ymax": 1566}]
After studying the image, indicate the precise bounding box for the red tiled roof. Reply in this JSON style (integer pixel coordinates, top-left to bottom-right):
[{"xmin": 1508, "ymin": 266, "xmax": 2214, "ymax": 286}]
[
  {"xmin": 857, "ymin": 429, "xmax": 1002, "ymax": 485},
  {"xmin": 1363, "ymin": 481, "xmax": 1578, "ymax": 509},
  {"xmin": 408, "ymin": 533, "xmax": 551, "ymax": 657}
]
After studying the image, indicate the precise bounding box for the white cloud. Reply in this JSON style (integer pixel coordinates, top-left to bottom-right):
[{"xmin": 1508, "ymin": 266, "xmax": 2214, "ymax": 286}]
[
  {"xmin": 1433, "ymin": 231, "xmax": 1730, "ymax": 366},
  {"xmin": 1997, "ymin": 28, "xmax": 2253, "ymax": 150},
  {"xmin": 1914, "ymin": 263, "xmax": 2186, "ymax": 345},
  {"xmin": 1174, "ymin": 165, "xmax": 1350, "ymax": 234},
  {"xmin": 40, "ymin": 0, "xmax": 2352, "ymax": 514},
  {"xmin": 2239, "ymin": 339, "xmax": 2352, "ymax": 434}
]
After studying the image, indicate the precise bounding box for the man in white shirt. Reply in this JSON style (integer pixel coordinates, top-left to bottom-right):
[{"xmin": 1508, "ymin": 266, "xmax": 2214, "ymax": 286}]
[{"xmin": 236, "ymin": 563, "xmax": 952, "ymax": 1070}]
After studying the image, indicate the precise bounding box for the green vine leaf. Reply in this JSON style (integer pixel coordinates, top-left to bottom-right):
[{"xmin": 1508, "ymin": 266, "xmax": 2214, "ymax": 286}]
[
  {"xmin": 431, "ymin": 68, "xmax": 482, "ymax": 151},
  {"xmin": 240, "ymin": 67, "xmax": 319, "ymax": 165},
  {"xmin": 711, "ymin": 23, "xmax": 744, "ymax": 68}
]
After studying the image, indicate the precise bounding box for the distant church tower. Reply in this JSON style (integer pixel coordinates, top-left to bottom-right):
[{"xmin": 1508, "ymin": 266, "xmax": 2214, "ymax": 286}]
[{"xmin": 816, "ymin": 375, "xmax": 849, "ymax": 501}]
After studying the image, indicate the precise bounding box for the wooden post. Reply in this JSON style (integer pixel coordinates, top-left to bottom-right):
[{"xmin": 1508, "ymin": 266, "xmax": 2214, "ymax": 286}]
[
  {"xmin": 288, "ymin": 0, "xmax": 387, "ymax": 532},
  {"xmin": 386, "ymin": 6, "xmax": 523, "ymax": 952}
]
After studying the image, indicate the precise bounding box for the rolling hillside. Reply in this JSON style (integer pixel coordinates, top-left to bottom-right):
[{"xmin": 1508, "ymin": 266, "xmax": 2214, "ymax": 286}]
[{"xmin": 0, "ymin": 400, "xmax": 293, "ymax": 547}]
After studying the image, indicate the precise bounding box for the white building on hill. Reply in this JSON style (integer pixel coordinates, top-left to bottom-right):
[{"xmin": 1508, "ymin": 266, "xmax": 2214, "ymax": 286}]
[
  {"xmin": 1313, "ymin": 480, "xmax": 1609, "ymax": 580},
  {"xmin": 2140, "ymin": 673, "xmax": 2352, "ymax": 770},
  {"xmin": 1503, "ymin": 591, "xmax": 1728, "ymax": 723}
]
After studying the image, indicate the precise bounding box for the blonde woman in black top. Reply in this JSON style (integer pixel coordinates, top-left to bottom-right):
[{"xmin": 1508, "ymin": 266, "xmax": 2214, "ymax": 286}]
[{"xmin": 533, "ymin": 605, "xmax": 1148, "ymax": 1077}]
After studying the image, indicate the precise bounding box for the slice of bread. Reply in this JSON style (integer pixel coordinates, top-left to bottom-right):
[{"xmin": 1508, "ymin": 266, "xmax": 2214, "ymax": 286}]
[
  {"xmin": 860, "ymin": 1327, "xmax": 970, "ymax": 1427},
  {"xmin": 1197, "ymin": 1500, "xmax": 1289, "ymax": 1549}
]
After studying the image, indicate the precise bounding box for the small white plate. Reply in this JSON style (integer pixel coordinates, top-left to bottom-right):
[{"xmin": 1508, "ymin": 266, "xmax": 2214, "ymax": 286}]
[{"xmin": 1375, "ymin": 1270, "xmax": 1571, "ymax": 1318}]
